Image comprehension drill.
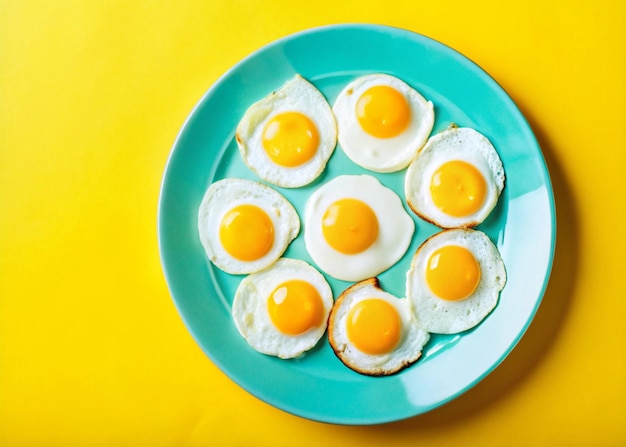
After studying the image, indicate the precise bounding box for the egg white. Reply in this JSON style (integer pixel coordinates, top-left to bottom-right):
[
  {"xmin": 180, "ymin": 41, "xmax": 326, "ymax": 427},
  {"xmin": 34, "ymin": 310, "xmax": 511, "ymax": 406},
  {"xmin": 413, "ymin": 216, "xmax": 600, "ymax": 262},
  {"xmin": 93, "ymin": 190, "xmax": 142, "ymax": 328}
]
[
  {"xmin": 304, "ymin": 174, "xmax": 415, "ymax": 282},
  {"xmin": 405, "ymin": 126, "xmax": 505, "ymax": 228},
  {"xmin": 236, "ymin": 75, "xmax": 337, "ymax": 188},
  {"xmin": 197, "ymin": 178, "xmax": 299, "ymax": 275},
  {"xmin": 328, "ymin": 278, "xmax": 430, "ymax": 376},
  {"xmin": 232, "ymin": 258, "xmax": 333, "ymax": 359},
  {"xmin": 332, "ymin": 73, "xmax": 434, "ymax": 173},
  {"xmin": 406, "ymin": 228, "xmax": 507, "ymax": 334}
]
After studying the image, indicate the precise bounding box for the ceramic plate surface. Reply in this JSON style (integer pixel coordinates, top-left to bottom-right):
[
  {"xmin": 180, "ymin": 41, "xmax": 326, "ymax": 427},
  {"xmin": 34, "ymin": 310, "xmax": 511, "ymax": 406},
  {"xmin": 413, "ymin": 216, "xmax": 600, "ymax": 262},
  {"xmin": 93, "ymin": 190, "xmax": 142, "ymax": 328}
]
[{"xmin": 158, "ymin": 24, "xmax": 556, "ymax": 425}]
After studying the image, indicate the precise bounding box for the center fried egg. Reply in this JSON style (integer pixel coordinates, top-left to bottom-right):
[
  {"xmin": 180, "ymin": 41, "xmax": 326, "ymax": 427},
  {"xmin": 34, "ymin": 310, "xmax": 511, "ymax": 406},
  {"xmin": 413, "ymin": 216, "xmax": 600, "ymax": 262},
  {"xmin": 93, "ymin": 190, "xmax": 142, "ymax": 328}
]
[
  {"xmin": 304, "ymin": 174, "xmax": 414, "ymax": 282},
  {"xmin": 328, "ymin": 278, "xmax": 430, "ymax": 376},
  {"xmin": 232, "ymin": 258, "xmax": 333, "ymax": 359}
]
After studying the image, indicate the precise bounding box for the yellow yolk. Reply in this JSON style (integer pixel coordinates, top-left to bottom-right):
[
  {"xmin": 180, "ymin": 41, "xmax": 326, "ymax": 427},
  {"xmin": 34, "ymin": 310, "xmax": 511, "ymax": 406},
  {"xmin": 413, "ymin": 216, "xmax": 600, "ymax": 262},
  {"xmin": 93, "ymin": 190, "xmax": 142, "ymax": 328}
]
[
  {"xmin": 267, "ymin": 280, "xmax": 324, "ymax": 335},
  {"xmin": 346, "ymin": 298, "xmax": 401, "ymax": 355},
  {"xmin": 430, "ymin": 160, "xmax": 487, "ymax": 217},
  {"xmin": 426, "ymin": 245, "xmax": 481, "ymax": 301},
  {"xmin": 321, "ymin": 198, "xmax": 379, "ymax": 254},
  {"xmin": 355, "ymin": 85, "xmax": 411, "ymax": 138},
  {"xmin": 219, "ymin": 204, "xmax": 274, "ymax": 261},
  {"xmin": 262, "ymin": 111, "xmax": 320, "ymax": 167}
]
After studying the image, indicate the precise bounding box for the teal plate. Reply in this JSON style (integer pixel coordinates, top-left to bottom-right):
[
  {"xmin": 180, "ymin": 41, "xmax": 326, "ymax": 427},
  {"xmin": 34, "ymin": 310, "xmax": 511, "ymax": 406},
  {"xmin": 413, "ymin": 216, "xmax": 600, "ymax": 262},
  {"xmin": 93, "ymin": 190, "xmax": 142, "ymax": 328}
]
[{"xmin": 158, "ymin": 24, "xmax": 556, "ymax": 425}]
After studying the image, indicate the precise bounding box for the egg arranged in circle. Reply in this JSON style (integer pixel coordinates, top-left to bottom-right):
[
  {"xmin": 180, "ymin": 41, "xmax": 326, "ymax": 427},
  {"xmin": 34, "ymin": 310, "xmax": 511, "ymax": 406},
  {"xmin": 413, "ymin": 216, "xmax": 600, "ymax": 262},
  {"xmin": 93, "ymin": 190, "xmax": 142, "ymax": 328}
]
[
  {"xmin": 235, "ymin": 75, "xmax": 337, "ymax": 188},
  {"xmin": 197, "ymin": 178, "xmax": 299, "ymax": 275},
  {"xmin": 304, "ymin": 174, "xmax": 414, "ymax": 282},
  {"xmin": 328, "ymin": 278, "xmax": 430, "ymax": 376},
  {"xmin": 406, "ymin": 228, "xmax": 506, "ymax": 334},
  {"xmin": 232, "ymin": 258, "xmax": 334, "ymax": 359},
  {"xmin": 332, "ymin": 73, "xmax": 435, "ymax": 173},
  {"xmin": 405, "ymin": 126, "xmax": 505, "ymax": 228}
]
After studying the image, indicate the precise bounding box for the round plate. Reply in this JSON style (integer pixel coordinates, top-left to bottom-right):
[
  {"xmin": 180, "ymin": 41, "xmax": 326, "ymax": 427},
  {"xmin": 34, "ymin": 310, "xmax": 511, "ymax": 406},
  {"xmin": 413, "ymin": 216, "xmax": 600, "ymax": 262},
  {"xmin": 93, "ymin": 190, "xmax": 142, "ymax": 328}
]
[{"xmin": 158, "ymin": 24, "xmax": 556, "ymax": 425}]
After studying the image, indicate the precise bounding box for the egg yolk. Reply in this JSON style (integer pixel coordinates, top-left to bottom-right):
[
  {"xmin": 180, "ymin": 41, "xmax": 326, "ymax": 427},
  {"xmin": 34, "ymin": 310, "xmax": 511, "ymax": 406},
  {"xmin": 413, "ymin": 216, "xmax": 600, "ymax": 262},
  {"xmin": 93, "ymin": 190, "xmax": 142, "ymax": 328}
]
[
  {"xmin": 267, "ymin": 280, "xmax": 324, "ymax": 335},
  {"xmin": 430, "ymin": 160, "xmax": 487, "ymax": 217},
  {"xmin": 426, "ymin": 245, "xmax": 481, "ymax": 301},
  {"xmin": 262, "ymin": 111, "xmax": 320, "ymax": 167},
  {"xmin": 355, "ymin": 85, "xmax": 411, "ymax": 139},
  {"xmin": 219, "ymin": 204, "xmax": 274, "ymax": 261},
  {"xmin": 321, "ymin": 198, "xmax": 379, "ymax": 254},
  {"xmin": 346, "ymin": 298, "xmax": 401, "ymax": 355}
]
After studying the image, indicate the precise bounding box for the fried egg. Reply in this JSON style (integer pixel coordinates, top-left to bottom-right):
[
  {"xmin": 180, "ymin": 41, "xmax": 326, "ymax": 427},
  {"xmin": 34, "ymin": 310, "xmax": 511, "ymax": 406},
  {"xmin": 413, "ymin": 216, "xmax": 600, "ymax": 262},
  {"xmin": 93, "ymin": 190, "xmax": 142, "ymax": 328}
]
[
  {"xmin": 328, "ymin": 278, "xmax": 430, "ymax": 376},
  {"xmin": 304, "ymin": 174, "xmax": 414, "ymax": 282},
  {"xmin": 405, "ymin": 126, "xmax": 505, "ymax": 228},
  {"xmin": 236, "ymin": 75, "xmax": 337, "ymax": 188},
  {"xmin": 332, "ymin": 73, "xmax": 434, "ymax": 173},
  {"xmin": 406, "ymin": 228, "xmax": 506, "ymax": 334},
  {"xmin": 197, "ymin": 178, "xmax": 299, "ymax": 275},
  {"xmin": 232, "ymin": 258, "xmax": 333, "ymax": 359}
]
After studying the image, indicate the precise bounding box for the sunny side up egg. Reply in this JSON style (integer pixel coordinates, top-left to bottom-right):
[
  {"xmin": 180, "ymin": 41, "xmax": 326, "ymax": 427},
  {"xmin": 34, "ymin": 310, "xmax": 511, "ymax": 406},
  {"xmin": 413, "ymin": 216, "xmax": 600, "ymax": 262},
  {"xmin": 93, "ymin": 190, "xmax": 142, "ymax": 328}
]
[
  {"xmin": 197, "ymin": 178, "xmax": 299, "ymax": 275},
  {"xmin": 406, "ymin": 228, "xmax": 507, "ymax": 334},
  {"xmin": 304, "ymin": 174, "xmax": 414, "ymax": 282},
  {"xmin": 232, "ymin": 258, "xmax": 334, "ymax": 359},
  {"xmin": 333, "ymin": 73, "xmax": 435, "ymax": 173},
  {"xmin": 405, "ymin": 126, "xmax": 505, "ymax": 228},
  {"xmin": 236, "ymin": 75, "xmax": 337, "ymax": 188},
  {"xmin": 328, "ymin": 278, "xmax": 430, "ymax": 376}
]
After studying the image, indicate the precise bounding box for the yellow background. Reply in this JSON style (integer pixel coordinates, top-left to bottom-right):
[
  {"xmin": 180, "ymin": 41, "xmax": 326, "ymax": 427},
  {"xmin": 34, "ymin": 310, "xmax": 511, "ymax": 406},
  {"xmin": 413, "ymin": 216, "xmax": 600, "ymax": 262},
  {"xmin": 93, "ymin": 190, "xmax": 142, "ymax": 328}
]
[{"xmin": 1, "ymin": 1, "xmax": 625, "ymax": 446}]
